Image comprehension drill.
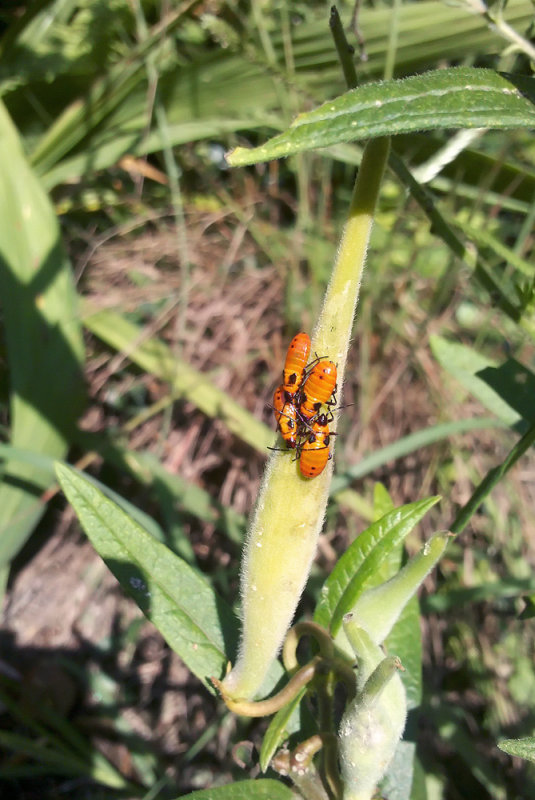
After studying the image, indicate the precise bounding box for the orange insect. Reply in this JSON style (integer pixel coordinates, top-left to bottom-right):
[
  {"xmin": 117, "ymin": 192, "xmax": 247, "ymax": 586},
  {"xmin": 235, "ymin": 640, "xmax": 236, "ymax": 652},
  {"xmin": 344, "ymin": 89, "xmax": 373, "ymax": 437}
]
[
  {"xmin": 282, "ymin": 332, "xmax": 311, "ymax": 397},
  {"xmin": 299, "ymin": 413, "xmax": 334, "ymax": 478},
  {"xmin": 299, "ymin": 360, "xmax": 337, "ymax": 420},
  {"xmin": 272, "ymin": 384, "xmax": 299, "ymax": 449}
]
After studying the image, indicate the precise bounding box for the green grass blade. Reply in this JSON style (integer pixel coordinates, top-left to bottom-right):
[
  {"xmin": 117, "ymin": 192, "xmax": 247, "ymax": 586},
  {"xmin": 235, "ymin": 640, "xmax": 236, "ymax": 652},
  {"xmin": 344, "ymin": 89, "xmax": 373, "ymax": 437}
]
[
  {"xmin": 228, "ymin": 69, "xmax": 535, "ymax": 165},
  {"xmin": 330, "ymin": 417, "xmax": 504, "ymax": 494},
  {"xmin": 0, "ymin": 729, "xmax": 129, "ymax": 789},
  {"xmin": 28, "ymin": 3, "xmax": 198, "ymax": 175},
  {"xmin": 451, "ymin": 418, "xmax": 535, "ymax": 535},
  {"xmin": 55, "ymin": 463, "xmax": 238, "ymax": 688},
  {"xmin": 422, "ymin": 578, "xmax": 535, "ymax": 613},
  {"xmin": 314, "ymin": 498, "xmax": 440, "ymax": 636},
  {"xmin": 454, "ymin": 219, "xmax": 535, "ymax": 278},
  {"xmin": 83, "ymin": 305, "xmax": 273, "ymax": 452},
  {"xmin": 0, "ymin": 100, "xmax": 85, "ymax": 568}
]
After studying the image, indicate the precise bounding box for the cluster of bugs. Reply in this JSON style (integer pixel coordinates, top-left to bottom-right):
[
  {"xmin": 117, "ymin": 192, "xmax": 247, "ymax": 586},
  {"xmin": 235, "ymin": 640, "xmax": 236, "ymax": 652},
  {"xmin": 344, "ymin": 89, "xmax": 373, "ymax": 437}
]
[{"xmin": 271, "ymin": 332, "xmax": 338, "ymax": 478}]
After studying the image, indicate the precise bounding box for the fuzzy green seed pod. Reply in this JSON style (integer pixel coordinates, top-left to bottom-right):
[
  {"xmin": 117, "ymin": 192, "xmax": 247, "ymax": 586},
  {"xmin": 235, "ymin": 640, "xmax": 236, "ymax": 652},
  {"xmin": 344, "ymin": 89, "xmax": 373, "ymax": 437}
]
[
  {"xmin": 222, "ymin": 139, "xmax": 391, "ymax": 701},
  {"xmin": 338, "ymin": 620, "xmax": 406, "ymax": 800},
  {"xmin": 348, "ymin": 530, "xmax": 450, "ymax": 647}
]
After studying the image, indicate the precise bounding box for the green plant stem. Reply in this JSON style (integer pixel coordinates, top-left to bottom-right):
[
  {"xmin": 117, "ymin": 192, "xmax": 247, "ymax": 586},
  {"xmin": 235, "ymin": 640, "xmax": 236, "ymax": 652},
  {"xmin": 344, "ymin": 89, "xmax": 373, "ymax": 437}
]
[
  {"xmin": 282, "ymin": 621, "xmax": 335, "ymax": 671},
  {"xmin": 221, "ymin": 134, "xmax": 390, "ymax": 702},
  {"xmin": 329, "ymin": 6, "xmax": 358, "ymax": 89},
  {"xmin": 480, "ymin": 2, "xmax": 535, "ymax": 61},
  {"xmin": 214, "ymin": 656, "xmax": 323, "ymax": 717},
  {"xmin": 313, "ymin": 135, "xmax": 390, "ymax": 374},
  {"xmin": 450, "ymin": 419, "xmax": 535, "ymax": 534}
]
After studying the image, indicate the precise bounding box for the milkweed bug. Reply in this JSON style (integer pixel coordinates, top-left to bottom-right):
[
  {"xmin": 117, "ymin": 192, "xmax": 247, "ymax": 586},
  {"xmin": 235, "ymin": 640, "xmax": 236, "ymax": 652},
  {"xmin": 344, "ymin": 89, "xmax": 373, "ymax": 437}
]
[
  {"xmin": 272, "ymin": 385, "xmax": 299, "ymax": 449},
  {"xmin": 282, "ymin": 332, "xmax": 311, "ymax": 397},
  {"xmin": 298, "ymin": 413, "xmax": 336, "ymax": 478},
  {"xmin": 299, "ymin": 360, "xmax": 337, "ymax": 420}
]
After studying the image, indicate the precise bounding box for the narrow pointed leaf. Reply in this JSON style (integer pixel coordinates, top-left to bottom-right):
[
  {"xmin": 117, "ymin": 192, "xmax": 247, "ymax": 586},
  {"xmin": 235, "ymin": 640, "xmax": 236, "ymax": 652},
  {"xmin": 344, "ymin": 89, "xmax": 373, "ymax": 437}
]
[
  {"xmin": 259, "ymin": 687, "xmax": 306, "ymax": 773},
  {"xmin": 228, "ymin": 68, "xmax": 535, "ymax": 165}
]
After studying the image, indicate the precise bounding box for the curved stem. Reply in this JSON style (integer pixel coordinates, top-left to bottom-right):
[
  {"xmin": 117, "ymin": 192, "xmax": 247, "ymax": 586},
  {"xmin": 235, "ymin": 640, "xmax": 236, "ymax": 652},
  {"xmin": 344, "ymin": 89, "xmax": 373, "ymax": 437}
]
[
  {"xmin": 213, "ymin": 656, "xmax": 323, "ymax": 717},
  {"xmin": 283, "ymin": 621, "xmax": 335, "ymax": 672}
]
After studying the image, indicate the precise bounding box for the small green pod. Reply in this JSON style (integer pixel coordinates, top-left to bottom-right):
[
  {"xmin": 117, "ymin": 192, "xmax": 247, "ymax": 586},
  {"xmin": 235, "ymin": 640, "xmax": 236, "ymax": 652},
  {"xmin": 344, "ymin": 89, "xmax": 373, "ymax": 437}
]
[
  {"xmin": 339, "ymin": 621, "xmax": 406, "ymax": 800},
  {"xmin": 222, "ymin": 139, "xmax": 391, "ymax": 702},
  {"xmin": 349, "ymin": 530, "xmax": 450, "ymax": 646}
]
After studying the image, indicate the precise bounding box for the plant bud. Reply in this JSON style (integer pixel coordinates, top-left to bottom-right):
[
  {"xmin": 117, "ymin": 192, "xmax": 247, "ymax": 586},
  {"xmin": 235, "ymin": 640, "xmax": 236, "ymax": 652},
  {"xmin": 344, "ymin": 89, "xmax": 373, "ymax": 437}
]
[{"xmin": 338, "ymin": 621, "xmax": 406, "ymax": 800}]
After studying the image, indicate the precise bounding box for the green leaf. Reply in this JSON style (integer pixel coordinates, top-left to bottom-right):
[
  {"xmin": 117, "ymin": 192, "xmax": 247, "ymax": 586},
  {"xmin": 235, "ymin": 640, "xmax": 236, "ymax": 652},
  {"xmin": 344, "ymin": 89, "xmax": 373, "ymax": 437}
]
[
  {"xmin": 430, "ymin": 336, "xmax": 526, "ymax": 427},
  {"xmin": 55, "ymin": 463, "xmax": 238, "ymax": 689},
  {"xmin": 373, "ymin": 483, "xmax": 395, "ymax": 519},
  {"xmin": 475, "ymin": 359, "xmax": 535, "ymax": 425},
  {"xmin": 0, "ymin": 100, "xmax": 85, "ymax": 569},
  {"xmin": 498, "ymin": 737, "xmax": 535, "ymax": 763},
  {"xmin": 378, "ymin": 596, "xmax": 424, "ymax": 800},
  {"xmin": 386, "ymin": 595, "xmax": 422, "ymax": 711},
  {"xmin": 314, "ymin": 497, "xmax": 440, "ymax": 636},
  {"xmin": 259, "ymin": 687, "xmax": 306, "ymax": 773},
  {"xmin": 176, "ymin": 780, "xmax": 295, "ymax": 799},
  {"xmin": 227, "ymin": 69, "xmax": 535, "ymax": 165},
  {"xmin": 380, "ymin": 740, "xmax": 416, "ymax": 800},
  {"xmin": 519, "ymin": 595, "xmax": 535, "ymax": 620}
]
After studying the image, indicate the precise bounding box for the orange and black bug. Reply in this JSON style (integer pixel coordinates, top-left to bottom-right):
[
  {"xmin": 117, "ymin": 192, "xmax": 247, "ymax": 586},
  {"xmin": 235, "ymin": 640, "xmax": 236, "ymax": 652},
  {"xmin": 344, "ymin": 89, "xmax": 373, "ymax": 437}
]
[
  {"xmin": 299, "ymin": 360, "xmax": 337, "ymax": 420},
  {"xmin": 282, "ymin": 332, "xmax": 311, "ymax": 397},
  {"xmin": 272, "ymin": 384, "xmax": 300, "ymax": 449},
  {"xmin": 298, "ymin": 413, "xmax": 335, "ymax": 478}
]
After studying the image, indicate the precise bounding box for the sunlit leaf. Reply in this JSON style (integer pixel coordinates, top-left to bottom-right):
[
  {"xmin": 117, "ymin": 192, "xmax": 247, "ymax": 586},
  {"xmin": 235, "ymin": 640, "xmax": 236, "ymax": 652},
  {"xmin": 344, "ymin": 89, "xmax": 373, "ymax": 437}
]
[{"xmin": 228, "ymin": 69, "xmax": 535, "ymax": 165}]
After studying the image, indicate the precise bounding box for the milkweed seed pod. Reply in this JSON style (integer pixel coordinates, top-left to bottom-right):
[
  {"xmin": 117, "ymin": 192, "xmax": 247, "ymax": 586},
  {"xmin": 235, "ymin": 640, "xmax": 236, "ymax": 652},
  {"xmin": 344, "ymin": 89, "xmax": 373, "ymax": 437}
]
[
  {"xmin": 222, "ymin": 139, "xmax": 390, "ymax": 701},
  {"xmin": 338, "ymin": 620, "xmax": 406, "ymax": 800}
]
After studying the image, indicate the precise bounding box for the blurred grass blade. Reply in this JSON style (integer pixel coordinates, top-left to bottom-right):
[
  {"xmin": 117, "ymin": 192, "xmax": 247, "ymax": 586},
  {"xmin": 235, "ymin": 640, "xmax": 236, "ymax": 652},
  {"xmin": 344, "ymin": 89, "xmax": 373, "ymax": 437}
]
[
  {"xmin": 434, "ymin": 708, "xmax": 507, "ymax": 799},
  {"xmin": 455, "ymin": 219, "xmax": 535, "ymax": 278},
  {"xmin": 451, "ymin": 418, "xmax": 535, "ymax": 535},
  {"xmin": 430, "ymin": 336, "xmax": 534, "ymax": 428},
  {"xmin": 314, "ymin": 498, "xmax": 440, "ymax": 636},
  {"xmin": 55, "ymin": 463, "xmax": 238, "ymax": 689},
  {"xmin": 227, "ymin": 69, "xmax": 535, "ymax": 165},
  {"xmin": 388, "ymin": 152, "xmax": 533, "ymax": 334},
  {"xmin": 422, "ymin": 578, "xmax": 535, "ymax": 613},
  {"xmin": 176, "ymin": 780, "xmax": 296, "ymax": 799},
  {"xmin": 0, "ymin": 442, "xmax": 166, "ymax": 544},
  {"xmin": 83, "ymin": 305, "xmax": 273, "ymax": 452},
  {"xmin": 0, "ymin": 728, "xmax": 128, "ymax": 789},
  {"xmin": 498, "ymin": 737, "xmax": 535, "ymax": 764},
  {"xmin": 331, "ymin": 417, "xmax": 504, "ymax": 494},
  {"xmin": 0, "ymin": 101, "xmax": 85, "ymax": 569},
  {"xmin": 29, "ymin": 1, "xmax": 199, "ymax": 175}
]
